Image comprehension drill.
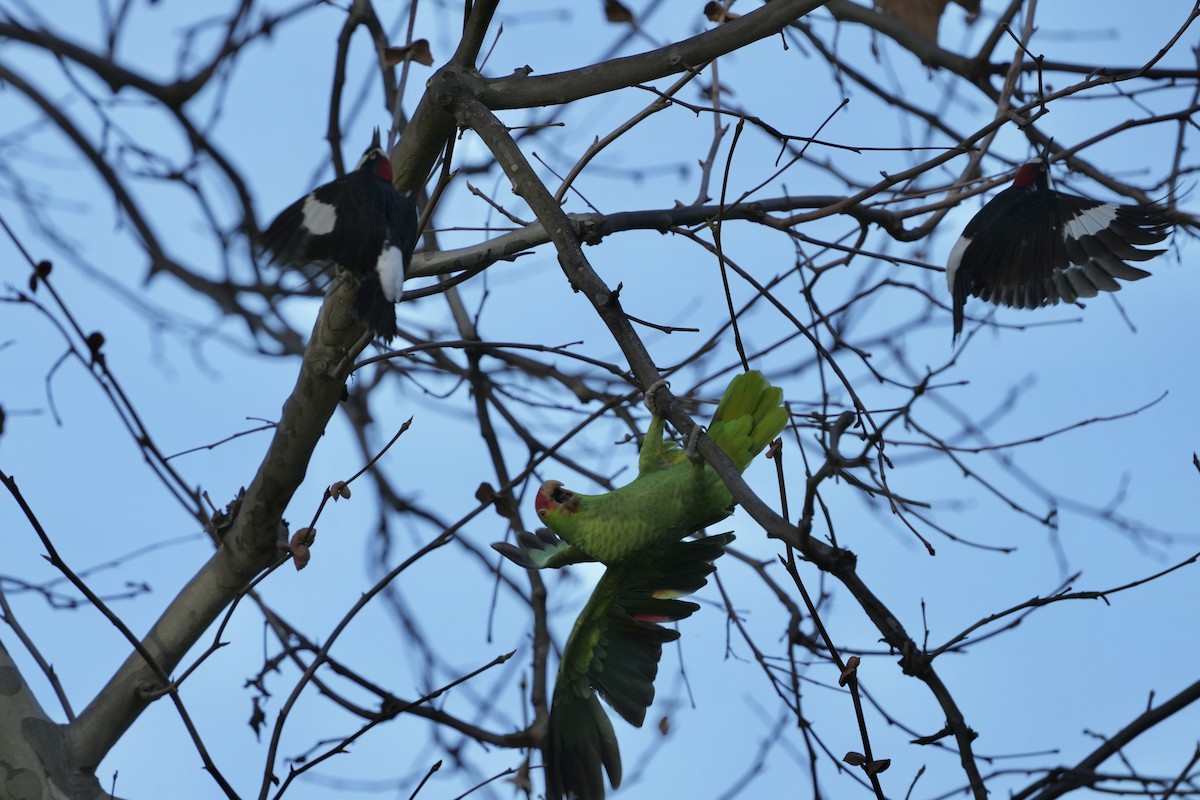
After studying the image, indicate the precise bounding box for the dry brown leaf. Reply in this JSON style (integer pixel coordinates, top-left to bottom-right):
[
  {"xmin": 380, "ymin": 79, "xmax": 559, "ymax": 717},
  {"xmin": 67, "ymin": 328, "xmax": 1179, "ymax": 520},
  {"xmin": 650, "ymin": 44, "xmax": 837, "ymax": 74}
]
[
  {"xmin": 248, "ymin": 696, "xmax": 266, "ymax": 740},
  {"xmin": 29, "ymin": 259, "xmax": 51, "ymax": 291},
  {"xmin": 289, "ymin": 527, "xmax": 317, "ymax": 570},
  {"xmin": 605, "ymin": 0, "xmax": 635, "ymax": 24},
  {"xmin": 838, "ymin": 654, "xmax": 861, "ymax": 686},
  {"xmin": 505, "ymin": 759, "xmax": 532, "ymax": 792},
  {"xmin": 844, "ymin": 751, "xmax": 891, "ymax": 775},
  {"xmin": 875, "ymin": 0, "xmax": 979, "ymax": 42},
  {"xmin": 476, "ymin": 481, "xmax": 517, "ymax": 517},
  {"xmin": 383, "ymin": 39, "xmax": 433, "ymax": 67},
  {"xmin": 704, "ymin": 1, "xmax": 740, "ymax": 23},
  {"xmin": 86, "ymin": 331, "xmax": 106, "ymax": 366}
]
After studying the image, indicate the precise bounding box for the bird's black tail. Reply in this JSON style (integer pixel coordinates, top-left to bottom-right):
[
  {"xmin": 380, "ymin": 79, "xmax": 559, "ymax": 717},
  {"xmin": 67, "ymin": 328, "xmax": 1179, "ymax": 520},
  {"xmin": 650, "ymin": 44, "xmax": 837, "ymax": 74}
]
[{"xmin": 352, "ymin": 275, "xmax": 398, "ymax": 342}]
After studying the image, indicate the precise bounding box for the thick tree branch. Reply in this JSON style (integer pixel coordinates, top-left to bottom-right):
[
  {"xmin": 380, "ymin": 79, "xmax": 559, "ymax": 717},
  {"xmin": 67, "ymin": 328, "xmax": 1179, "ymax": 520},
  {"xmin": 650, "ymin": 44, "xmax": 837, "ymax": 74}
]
[
  {"xmin": 68, "ymin": 276, "xmax": 367, "ymax": 770},
  {"xmin": 463, "ymin": 0, "xmax": 827, "ymax": 110},
  {"xmin": 0, "ymin": 636, "xmax": 112, "ymax": 799}
]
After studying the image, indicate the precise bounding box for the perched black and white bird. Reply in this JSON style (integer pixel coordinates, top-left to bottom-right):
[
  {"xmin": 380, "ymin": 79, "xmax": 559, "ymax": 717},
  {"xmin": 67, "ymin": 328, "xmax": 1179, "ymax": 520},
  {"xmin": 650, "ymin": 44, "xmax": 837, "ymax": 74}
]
[
  {"xmin": 261, "ymin": 130, "xmax": 418, "ymax": 341},
  {"xmin": 946, "ymin": 153, "xmax": 1172, "ymax": 341}
]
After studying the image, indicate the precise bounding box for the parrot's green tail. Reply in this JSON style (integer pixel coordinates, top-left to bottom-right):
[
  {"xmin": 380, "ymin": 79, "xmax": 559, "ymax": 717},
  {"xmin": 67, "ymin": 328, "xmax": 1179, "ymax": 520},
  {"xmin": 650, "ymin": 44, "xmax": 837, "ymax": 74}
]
[
  {"xmin": 546, "ymin": 533, "xmax": 735, "ymax": 800},
  {"xmin": 707, "ymin": 370, "xmax": 788, "ymax": 471},
  {"xmin": 547, "ymin": 692, "xmax": 621, "ymax": 800}
]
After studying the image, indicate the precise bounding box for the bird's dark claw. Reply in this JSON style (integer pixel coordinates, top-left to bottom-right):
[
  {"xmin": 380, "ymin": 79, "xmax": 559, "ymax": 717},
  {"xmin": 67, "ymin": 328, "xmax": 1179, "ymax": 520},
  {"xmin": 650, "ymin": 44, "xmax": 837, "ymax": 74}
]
[
  {"xmin": 684, "ymin": 424, "xmax": 705, "ymax": 465},
  {"xmin": 643, "ymin": 379, "xmax": 669, "ymax": 414}
]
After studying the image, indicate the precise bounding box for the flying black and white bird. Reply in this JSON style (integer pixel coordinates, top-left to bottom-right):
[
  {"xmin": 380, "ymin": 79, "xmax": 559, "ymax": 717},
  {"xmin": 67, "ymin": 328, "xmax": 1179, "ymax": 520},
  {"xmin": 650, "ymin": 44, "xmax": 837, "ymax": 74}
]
[
  {"xmin": 946, "ymin": 153, "xmax": 1172, "ymax": 341},
  {"xmin": 261, "ymin": 130, "xmax": 419, "ymax": 341}
]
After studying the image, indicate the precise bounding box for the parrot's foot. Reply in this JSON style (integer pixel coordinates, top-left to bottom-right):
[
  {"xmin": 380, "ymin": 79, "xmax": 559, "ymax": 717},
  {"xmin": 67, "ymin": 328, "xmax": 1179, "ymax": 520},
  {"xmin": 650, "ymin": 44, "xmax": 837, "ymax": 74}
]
[
  {"xmin": 643, "ymin": 378, "xmax": 669, "ymax": 414},
  {"xmin": 492, "ymin": 528, "xmax": 593, "ymax": 570},
  {"xmin": 684, "ymin": 424, "xmax": 706, "ymax": 465}
]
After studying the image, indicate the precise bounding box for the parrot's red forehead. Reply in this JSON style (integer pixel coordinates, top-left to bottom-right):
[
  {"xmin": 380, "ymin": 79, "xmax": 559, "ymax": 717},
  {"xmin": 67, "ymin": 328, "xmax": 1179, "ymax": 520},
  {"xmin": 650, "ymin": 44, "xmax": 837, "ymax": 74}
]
[{"xmin": 535, "ymin": 479, "xmax": 559, "ymax": 516}]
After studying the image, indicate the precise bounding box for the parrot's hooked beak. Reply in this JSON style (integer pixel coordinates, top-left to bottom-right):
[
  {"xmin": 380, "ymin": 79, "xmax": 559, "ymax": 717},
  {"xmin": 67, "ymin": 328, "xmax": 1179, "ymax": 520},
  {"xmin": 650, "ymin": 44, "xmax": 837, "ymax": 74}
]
[{"xmin": 536, "ymin": 480, "xmax": 578, "ymax": 521}]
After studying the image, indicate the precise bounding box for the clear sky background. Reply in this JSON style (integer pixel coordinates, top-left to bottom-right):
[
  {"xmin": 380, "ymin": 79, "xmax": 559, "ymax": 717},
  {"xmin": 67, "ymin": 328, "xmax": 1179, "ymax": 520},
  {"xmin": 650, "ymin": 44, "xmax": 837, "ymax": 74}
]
[{"xmin": 2, "ymin": 2, "xmax": 1198, "ymax": 799}]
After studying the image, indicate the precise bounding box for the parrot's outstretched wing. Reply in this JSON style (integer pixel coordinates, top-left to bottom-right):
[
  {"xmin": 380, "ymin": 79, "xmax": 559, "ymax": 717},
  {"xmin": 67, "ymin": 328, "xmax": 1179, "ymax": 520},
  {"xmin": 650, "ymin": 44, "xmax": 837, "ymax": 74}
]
[
  {"xmin": 492, "ymin": 528, "xmax": 594, "ymax": 570},
  {"xmin": 546, "ymin": 532, "xmax": 734, "ymax": 800}
]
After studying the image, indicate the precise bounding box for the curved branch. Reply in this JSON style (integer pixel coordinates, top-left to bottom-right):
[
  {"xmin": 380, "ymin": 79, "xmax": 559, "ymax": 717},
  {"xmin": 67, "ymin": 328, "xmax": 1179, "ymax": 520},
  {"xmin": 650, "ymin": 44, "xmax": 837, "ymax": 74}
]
[{"xmin": 464, "ymin": 0, "xmax": 826, "ymax": 110}]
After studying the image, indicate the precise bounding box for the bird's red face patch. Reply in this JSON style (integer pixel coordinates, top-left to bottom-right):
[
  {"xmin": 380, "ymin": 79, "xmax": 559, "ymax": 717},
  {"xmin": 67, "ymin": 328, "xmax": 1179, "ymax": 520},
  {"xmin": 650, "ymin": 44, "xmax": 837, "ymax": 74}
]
[
  {"xmin": 1012, "ymin": 159, "xmax": 1044, "ymax": 188},
  {"xmin": 372, "ymin": 152, "xmax": 394, "ymax": 184}
]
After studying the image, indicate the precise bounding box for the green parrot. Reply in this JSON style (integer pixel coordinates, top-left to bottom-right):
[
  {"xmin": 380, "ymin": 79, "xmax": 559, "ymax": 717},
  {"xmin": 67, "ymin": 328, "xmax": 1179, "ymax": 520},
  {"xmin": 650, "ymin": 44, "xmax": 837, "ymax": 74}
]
[{"xmin": 494, "ymin": 370, "xmax": 788, "ymax": 799}]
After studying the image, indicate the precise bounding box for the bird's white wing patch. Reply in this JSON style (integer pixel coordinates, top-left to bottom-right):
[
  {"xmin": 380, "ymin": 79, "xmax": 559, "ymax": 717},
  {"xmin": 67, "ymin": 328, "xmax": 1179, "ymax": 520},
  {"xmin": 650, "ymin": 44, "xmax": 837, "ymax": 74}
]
[
  {"xmin": 945, "ymin": 235, "xmax": 971, "ymax": 291},
  {"xmin": 1062, "ymin": 203, "xmax": 1117, "ymax": 241},
  {"xmin": 300, "ymin": 194, "xmax": 337, "ymax": 235},
  {"xmin": 375, "ymin": 243, "xmax": 407, "ymax": 302}
]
